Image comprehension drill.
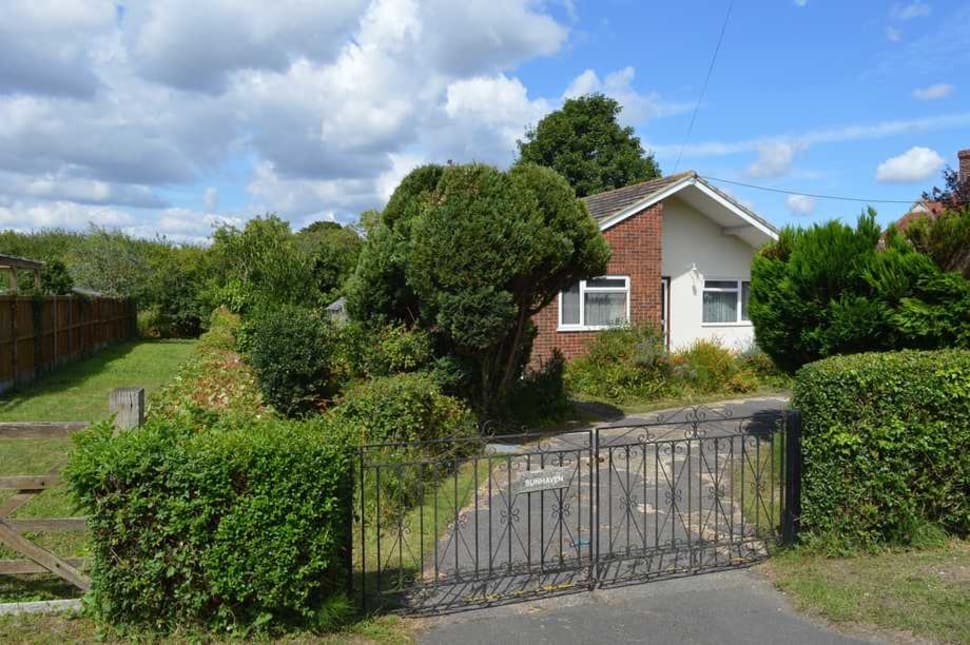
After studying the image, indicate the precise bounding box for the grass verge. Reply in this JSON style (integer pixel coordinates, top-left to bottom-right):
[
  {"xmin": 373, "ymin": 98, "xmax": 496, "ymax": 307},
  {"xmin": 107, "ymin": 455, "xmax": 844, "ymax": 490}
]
[
  {"xmin": 763, "ymin": 540, "xmax": 970, "ymax": 645},
  {"xmin": 0, "ymin": 339, "xmax": 197, "ymax": 603},
  {"xmin": 0, "ymin": 611, "xmax": 414, "ymax": 644}
]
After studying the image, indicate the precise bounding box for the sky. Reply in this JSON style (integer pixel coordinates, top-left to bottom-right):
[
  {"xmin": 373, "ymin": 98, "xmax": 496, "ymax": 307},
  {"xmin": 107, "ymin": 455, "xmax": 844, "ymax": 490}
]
[{"xmin": 1, "ymin": 0, "xmax": 969, "ymax": 244}]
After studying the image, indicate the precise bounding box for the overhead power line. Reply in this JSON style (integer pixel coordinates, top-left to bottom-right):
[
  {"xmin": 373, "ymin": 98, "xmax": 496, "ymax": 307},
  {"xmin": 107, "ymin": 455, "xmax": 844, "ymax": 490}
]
[
  {"xmin": 673, "ymin": 0, "xmax": 734, "ymax": 172},
  {"xmin": 703, "ymin": 175, "xmax": 917, "ymax": 205}
]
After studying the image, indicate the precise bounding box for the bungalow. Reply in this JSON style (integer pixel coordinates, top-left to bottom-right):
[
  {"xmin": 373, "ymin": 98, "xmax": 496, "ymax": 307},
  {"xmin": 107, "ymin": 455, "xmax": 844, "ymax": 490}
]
[
  {"xmin": 531, "ymin": 171, "xmax": 779, "ymax": 365},
  {"xmin": 895, "ymin": 148, "xmax": 970, "ymax": 231}
]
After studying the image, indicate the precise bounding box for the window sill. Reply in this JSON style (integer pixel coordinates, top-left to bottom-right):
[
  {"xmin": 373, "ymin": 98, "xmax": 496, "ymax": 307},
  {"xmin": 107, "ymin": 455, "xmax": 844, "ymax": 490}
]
[
  {"xmin": 557, "ymin": 325, "xmax": 625, "ymax": 333},
  {"xmin": 700, "ymin": 321, "xmax": 753, "ymax": 328}
]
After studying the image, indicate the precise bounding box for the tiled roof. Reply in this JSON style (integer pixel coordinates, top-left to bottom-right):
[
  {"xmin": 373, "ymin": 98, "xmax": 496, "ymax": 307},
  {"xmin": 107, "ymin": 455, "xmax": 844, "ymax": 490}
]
[
  {"xmin": 894, "ymin": 200, "xmax": 945, "ymax": 232},
  {"xmin": 580, "ymin": 172, "xmax": 778, "ymax": 237},
  {"xmin": 581, "ymin": 172, "xmax": 694, "ymax": 223}
]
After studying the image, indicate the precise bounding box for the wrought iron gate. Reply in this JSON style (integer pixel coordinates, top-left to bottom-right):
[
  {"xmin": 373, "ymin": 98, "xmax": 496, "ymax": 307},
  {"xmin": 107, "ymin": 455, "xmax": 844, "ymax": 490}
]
[{"xmin": 355, "ymin": 406, "xmax": 801, "ymax": 614}]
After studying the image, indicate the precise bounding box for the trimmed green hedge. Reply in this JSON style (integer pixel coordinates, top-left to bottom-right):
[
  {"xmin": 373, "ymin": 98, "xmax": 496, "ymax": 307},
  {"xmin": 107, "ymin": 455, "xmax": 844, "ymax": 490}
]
[
  {"xmin": 793, "ymin": 350, "xmax": 970, "ymax": 549},
  {"xmin": 67, "ymin": 413, "xmax": 353, "ymax": 633}
]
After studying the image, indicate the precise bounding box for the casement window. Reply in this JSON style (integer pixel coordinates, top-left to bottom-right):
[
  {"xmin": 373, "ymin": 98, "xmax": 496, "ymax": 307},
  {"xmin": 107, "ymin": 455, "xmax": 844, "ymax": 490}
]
[
  {"xmin": 702, "ymin": 279, "xmax": 751, "ymax": 324},
  {"xmin": 559, "ymin": 276, "xmax": 630, "ymax": 330}
]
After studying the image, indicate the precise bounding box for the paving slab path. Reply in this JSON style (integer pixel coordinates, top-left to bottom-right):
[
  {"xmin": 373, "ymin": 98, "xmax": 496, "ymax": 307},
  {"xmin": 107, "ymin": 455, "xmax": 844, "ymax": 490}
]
[
  {"xmin": 403, "ymin": 396, "xmax": 791, "ymax": 610},
  {"xmin": 416, "ymin": 397, "xmax": 877, "ymax": 644}
]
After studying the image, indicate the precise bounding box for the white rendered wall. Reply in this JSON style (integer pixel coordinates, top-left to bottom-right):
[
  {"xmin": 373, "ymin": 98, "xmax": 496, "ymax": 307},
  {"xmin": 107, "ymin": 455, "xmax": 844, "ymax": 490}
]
[{"xmin": 661, "ymin": 197, "xmax": 758, "ymax": 351}]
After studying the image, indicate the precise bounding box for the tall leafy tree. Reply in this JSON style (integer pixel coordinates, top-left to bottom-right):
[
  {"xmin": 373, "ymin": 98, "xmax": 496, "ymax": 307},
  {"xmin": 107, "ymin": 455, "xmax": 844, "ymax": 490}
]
[
  {"xmin": 203, "ymin": 215, "xmax": 314, "ymax": 313},
  {"xmin": 39, "ymin": 258, "xmax": 74, "ymax": 295},
  {"xmin": 922, "ymin": 166, "xmax": 970, "ymax": 209},
  {"xmin": 903, "ymin": 207, "xmax": 970, "ymax": 279},
  {"xmin": 906, "ymin": 168, "xmax": 970, "ymax": 278},
  {"xmin": 517, "ymin": 94, "xmax": 660, "ymax": 197},
  {"xmin": 347, "ymin": 163, "xmax": 610, "ymax": 414},
  {"xmin": 68, "ymin": 227, "xmax": 152, "ymax": 299},
  {"xmin": 295, "ymin": 220, "xmax": 363, "ymax": 303}
]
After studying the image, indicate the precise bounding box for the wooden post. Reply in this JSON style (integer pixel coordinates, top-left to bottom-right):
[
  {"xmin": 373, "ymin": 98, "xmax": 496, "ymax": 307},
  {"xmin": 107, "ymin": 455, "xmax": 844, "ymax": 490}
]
[
  {"xmin": 67, "ymin": 296, "xmax": 73, "ymax": 358},
  {"xmin": 9, "ymin": 298, "xmax": 16, "ymax": 386},
  {"xmin": 52, "ymin": 296, "xmax": 58, "ymax": 366},
  {"xmin": 109, "ymin": 387, "xmax": 145, "ymax": 431}
]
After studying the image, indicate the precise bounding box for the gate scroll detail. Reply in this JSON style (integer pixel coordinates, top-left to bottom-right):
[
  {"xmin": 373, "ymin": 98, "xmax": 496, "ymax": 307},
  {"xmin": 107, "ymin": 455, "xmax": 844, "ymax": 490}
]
[{"xmin": 355, "ymin": 406, "xmax": 800, "ymax": 614}]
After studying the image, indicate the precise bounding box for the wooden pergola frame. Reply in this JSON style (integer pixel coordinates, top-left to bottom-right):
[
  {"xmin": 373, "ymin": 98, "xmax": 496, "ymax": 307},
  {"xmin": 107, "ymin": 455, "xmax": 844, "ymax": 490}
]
[{"xmin": 0, "ymin": 254, "xmax": 43, "ymax": 292}]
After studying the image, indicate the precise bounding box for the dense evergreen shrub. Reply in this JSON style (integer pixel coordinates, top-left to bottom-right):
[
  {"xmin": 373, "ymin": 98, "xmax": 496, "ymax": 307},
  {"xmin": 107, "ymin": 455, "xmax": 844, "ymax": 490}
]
[
  {"xmin": 750, "ymin": 211, "xmax": 970, "ymax": 373},
  {"xmin": 346, "ymin": 162, "xmax": 610, "ymax": 415},
  {"xmin": 154, "ymin": 308, "xmax": 265, "ymax": 419},
  {"xmin": 66, "ymin": 414, "xmax": 353, "ymax": 633},
  {"xmin": 245, "ymin": 305, "xmax": 339, "ymax": 417},
  {"xmin": 335, "ymin": 321, "xmax": 434, "ymax": 380},
  {"xmin": 330, "ymin": 372, "xmax": 477, "ymax": 516},
  {"xmin": 565, "ymin": 324, "xmax": 672, "ymax": 402},
  {"xmin": 330, "ymin": 372, "xmax": 476, "ymax": 446},
  {"xmin": 793, "ymin": 350, "xmax": 970, "ymax": 549}
]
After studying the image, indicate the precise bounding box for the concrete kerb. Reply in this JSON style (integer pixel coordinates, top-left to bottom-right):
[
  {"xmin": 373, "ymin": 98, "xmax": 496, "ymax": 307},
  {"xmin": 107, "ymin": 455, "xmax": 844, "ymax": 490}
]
[{"xmin": 0, "ymin": 598, "xmax": 82, "ymax": 615}]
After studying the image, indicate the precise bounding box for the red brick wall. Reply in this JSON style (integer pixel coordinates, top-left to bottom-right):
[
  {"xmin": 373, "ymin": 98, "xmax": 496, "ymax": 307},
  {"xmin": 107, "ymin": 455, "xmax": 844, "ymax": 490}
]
[{"xmin": 530, "ymin": 203, "xmax": 664, "ymax": 367}]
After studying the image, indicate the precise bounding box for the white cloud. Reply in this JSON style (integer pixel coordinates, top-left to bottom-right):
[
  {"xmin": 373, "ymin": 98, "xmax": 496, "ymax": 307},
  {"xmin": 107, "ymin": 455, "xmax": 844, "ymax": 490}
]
[
  {"xmin": 785, "ymin": 194, "xmax": 815, "ymax": 215},
  {"xmin": 246, "ymin": 162, "xmax": 383, "ymax": 220},
  {"xmin": 561, "ymin": 67, "xmax": 691, "ymax": 125},
  {"xmin": 439, "ymin": 74, "xmax": 550, "ymax": 163},
  {"xmin": 377, "ymin": 153, "xmax": 426, "ymax": 203},
  {"xmin": 913, "ymin": 83, "xmax": 954, "ymax": 100},
  {"xmin": 0, "ymin": 0, "xmax": 115, "ymax": 97},
  {"xmin": 156, "ymin": 207, "xmax": 240, "ymax": 237},
  {"xmin": 794, "ymin": 0, "xmax": 808, "ymax": 6},
  {"xmin": 652, "ymin": 112, "xmax": 970, "ymax": 159},
  {"xmin": 891, "ymin": 2, "xmax": 931, "ymax": 20},
  {"xmin": 886, "ymin": 26, "xmax": 903, "ymax": 42},
  {"xmin": 0, "ymin": 0, "xmax": 697, "ymax": 236},
  {"xmin": 0, "ymin": 200, "xmax": 134, "ymax": 230},
  {"xmin": 417, "ymin": 0, "xmax": 567, "ymax": 76},
  {"xmin": 124, "ymin": 0, "xmax": 366, "ymax": 93},
  {"xmin": 746, "ymin": 141, "xmax": 805, "ymax": 178},
  {"xmin": 875, "ymin": 146, "xmax": 944, "ymax": 183},
  {"xmin": 0, "ymin": 171, "xmax": 166, "ymax": 208}
]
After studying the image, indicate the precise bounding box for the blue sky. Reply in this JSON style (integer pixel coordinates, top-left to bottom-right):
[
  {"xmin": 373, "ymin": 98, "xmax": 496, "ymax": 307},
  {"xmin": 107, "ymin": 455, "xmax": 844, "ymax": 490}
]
[{"xmin": 1, "ymin": 0, "xmax": 968, "ymax": 242}]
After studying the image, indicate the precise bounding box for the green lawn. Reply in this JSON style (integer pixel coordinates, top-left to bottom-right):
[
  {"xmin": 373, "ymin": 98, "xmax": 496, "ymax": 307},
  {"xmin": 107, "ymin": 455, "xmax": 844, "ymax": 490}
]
[
  {"xmin": 764, "ymin": 541, "xmax": 970, "ymax": 644},
  {"xmin": 0, "ymin": 339, "xmax": 197, "ymax": 422},
  {"xmin": 0, "ymin": 339, "xmax": 197, "ymax": 602}
]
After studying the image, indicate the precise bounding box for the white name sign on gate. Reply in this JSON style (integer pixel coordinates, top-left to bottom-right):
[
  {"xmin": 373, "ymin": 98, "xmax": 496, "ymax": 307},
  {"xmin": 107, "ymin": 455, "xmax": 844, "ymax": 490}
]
[{"xmin": 515, "ymin": 466, "xmax": 571, "ymax": 495}]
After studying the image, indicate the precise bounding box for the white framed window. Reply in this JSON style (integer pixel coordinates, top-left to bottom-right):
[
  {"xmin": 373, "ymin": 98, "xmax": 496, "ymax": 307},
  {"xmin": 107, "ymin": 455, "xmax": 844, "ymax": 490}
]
[
  {"xmin": 559, "ymin": 276, "xmax": 630, "ymax": 330},
  {"xmin": 702, "ymin": 279, "xmax": 751, "ymax": 324}
]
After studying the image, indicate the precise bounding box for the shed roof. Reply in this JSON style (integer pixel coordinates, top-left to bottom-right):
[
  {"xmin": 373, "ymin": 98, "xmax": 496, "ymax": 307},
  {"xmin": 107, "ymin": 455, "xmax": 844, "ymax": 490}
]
[{"xmin": 0, "ymin": 254, "xmax": 44, "ymax": 271}]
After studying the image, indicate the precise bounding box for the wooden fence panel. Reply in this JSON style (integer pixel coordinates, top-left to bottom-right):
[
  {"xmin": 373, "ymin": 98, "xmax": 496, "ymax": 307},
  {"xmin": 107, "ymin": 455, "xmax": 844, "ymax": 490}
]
[{"xmin": 0, "ymin": 295, "xmax": 136, "ymax": 394}]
